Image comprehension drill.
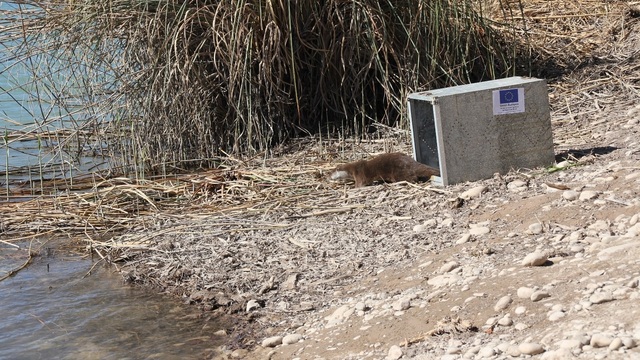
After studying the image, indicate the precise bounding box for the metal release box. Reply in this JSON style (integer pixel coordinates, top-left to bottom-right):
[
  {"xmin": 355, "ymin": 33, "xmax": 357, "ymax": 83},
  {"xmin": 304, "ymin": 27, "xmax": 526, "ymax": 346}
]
[{"xmin": 408, "ymin": 76, "xmax": 554, "ymax": 186}]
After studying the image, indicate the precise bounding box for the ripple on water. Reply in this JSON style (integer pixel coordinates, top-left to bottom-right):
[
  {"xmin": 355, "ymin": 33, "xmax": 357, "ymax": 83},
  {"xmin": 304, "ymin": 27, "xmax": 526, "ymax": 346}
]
[{"xmin": 0, "ymin": 241, "xmax": 226, "ymax": 360}]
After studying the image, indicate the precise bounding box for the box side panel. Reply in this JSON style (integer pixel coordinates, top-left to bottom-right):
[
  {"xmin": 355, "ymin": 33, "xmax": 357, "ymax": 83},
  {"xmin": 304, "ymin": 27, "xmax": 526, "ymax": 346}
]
[
  {"xmin": 434, "ymin": 79, "xmax": 554, "ymax": 184},
  {"xmin": 408, "ymin": 99, "xmax": 440, "ymax": 170},
  {"xmin": 495, "ymin": 83, "xmax": 555, "ymax": 173}
]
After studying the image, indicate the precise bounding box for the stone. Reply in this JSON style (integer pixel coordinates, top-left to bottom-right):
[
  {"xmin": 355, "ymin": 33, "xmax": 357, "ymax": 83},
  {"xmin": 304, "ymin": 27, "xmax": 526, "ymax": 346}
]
[
  {"xmin": 440, "ymin": 261, "xmax": 459, "ymax": 273},
  {"xmin": 579, "ymin": 190, "xmax": 599, "ymax": 201},
  {"xmin": 460, "ymin": 185, "xmax": 487, "ymax": 200},
  {"xmin": 477, "ymin": 346, "xmax": 496, "ymax": 357},
  {"xmin": 387, "ymin": 345, "xmax": 403, "ymax": 360},
  {"xmin": 456, "ymin": 233, "xmax": 472, "ymax": 244},
  {"xmin": 589, "ymin": 292, "xmax": 614, "ymax": 304},
  {"xmin": 469, "ymin": 226, "xmax": 490, "ymax": 236},
  {"xmin": 230, "ymin": 349, "xmax": 249, "ymax": 358},
  {"xmin": 608, "ymin": 338, "xmax": 623, "ymax": 350},
  {"xmin": 528, "ymin": 223, "xmax": 543, "ymax": 234},
  {"xmin": 562, "ymin": 190, "xmax": 578, "ymax": 201},
  {"xmin": 261, "ymin": 335, "xmax": 283, "ymax": 348},
  {"xmin": 494, "ymin": 295, "xmax": 513, "ymax": 311},
  {"xmin": 246, "ymin": 299, "xmax": 261, "ymax": 312},
  {"xmin": 531, "ymin": 290, "xmax": 551, "ymax": 302},
  {"xmin": 282, "ymin": 334, "xmax": 303, "ymax": 345},
  {"xmin": 518, "ymin": 342, "xmax": 545, "ymax": 355},
  {"xmin": 522, "ymin": 251, "xmax": 548, "ymax": 266},
  {"xmin": 548, "ymin": 311, "xmax": 565, "ymax": 321},
  {"xmin": 517, "ymin": 287, "xmax": 535, "ymax": 299},
  {"xmin": 393, "ymin": 299, "xmax": 411, "ymax": 311},
  {"xmin": 427, "ymin": 274, "xmax": 462, "ymax": 287},
  {"xmin": 557, "ymin": 339, "xmax": 582, "ymax": 349},
  {"xmin": 590, "ymin": 334, "xmax": 613, "ymax": 348},
  {"xmin": 498, "ymin": 315, "xmax": 513, "ymax": 326}
]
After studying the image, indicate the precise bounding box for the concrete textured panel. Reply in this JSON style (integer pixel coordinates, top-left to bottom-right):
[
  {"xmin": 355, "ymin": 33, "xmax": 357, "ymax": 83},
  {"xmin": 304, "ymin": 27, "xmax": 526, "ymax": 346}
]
[{"xmin": 409, "ymin": 77, "xmax": 554, "ymax": 185}]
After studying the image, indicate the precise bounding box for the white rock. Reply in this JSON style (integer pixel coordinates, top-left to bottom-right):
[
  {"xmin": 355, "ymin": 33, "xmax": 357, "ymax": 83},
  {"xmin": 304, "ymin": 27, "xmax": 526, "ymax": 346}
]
[
  {"xmin": 498, "ymin": 315, "xmax": 513, "ymax": 326},
  {"xmin": 579, "ymin": 190, "xmax": 599, "ymax": 201},
  {"xmin": 456, "ymin": 233, "xmax": 472, "ymax": 244},
  {"xmin": 387, "ymin": 345, "xmax": 403, "ymax": 360},
  {"xmin": 494, "ymin": 295, "xmax": 513, "ymax": 311},
  {"xmin": 246, "ymin": 299, "xmax": 261, "ymax": 312},
  {"xmin": 393, "ymin": 299, "xmax": 411, "ymax": 311},
  {"xmin": 517, "ymin": 287, "xmax": 535, "ymax": 299},
  {"xmin": 589, "ymin": 292, "xmax": 614, "ymax": 304},
  {"xmin": 427, "ymin": 274, "xmax": 462, "ymax": 287},
  {"xmin": 469, "ymin": 226, "xmax": 490, "ymax": 235},
  {"xmin": 528, "ymin": 223, "xmax": 543, "ymax": 234},
  {"xmin": 460, "ymin": 185, "xmax": 487, "ymax": 200},
  {"xmin": 609, "ymin": 338, "xmax": 623, "ymax": 350},
  {"xmin": 531, "ymin": 290, "xmax": 551, "ymax": 302},
  {"xmin": 506, "ymin": 345, "xmax": 521, "ymax": 357},
  {"xmin": 477, "ymin": 346, "xmax": 495, "ymax": 357},
  {"xmin": 515, "ymin": 323, "xmax": 529, "ymax": 331},
  {"xmin": 282, "ymin": 334, "xmax": 303, "ymax": 345},
  {"xmin": 261, "ymin": 335, "xmax": 283, "ymax": 347},
  {"xmin": 623, "ymin": 337, "xmax": 636, "ymax": 349},
  {"xmin": 590, "ymin": 334, "xmax": 613, "ymax": 348},
  {"xmin": 522, "ymin": 251, "xmax": 548, "ymax": 266},
  {"xmin": 518, "ymin": 342, "xmax": 545, "ymax": 355},
  {"xmin": 557, "ymin": 339, "xmax": 582, "ymax": 349},
  {"xmin": 548, "ymin": 311, "xmax": 565, "ymax": 321},
  {"xmin": 413, "ymin": 224, "xmax": 427, "ymax": 232},
  {"xmin": 563, "ymin": 190, "xmax": 578, "ymax": 201},
  {"xmin": 515, "ymin": 306, "xmax": 527, "ymax": 315},
  {"xmin": 440, "ymin": 261, "xmax": 459, "ymax": 273}
]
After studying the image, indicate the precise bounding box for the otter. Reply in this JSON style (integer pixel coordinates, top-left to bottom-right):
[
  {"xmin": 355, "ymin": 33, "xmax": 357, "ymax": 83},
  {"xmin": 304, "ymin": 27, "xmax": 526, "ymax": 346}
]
[{"xmin": 329, "ymin": 152, "xmax": 439, "ymax": 187}]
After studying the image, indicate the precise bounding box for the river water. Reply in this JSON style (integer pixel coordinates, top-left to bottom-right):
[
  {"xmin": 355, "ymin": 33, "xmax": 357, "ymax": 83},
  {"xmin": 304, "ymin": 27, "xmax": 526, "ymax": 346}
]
[{"xmin": 0, "ymin": 240, "xmax": 225, "ymax": 359}]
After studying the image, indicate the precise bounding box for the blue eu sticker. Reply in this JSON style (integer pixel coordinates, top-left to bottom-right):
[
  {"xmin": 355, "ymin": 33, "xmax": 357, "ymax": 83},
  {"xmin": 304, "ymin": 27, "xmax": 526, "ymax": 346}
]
[{"xmin": 499, "ymin": 89, "xmax": 519, "ymax": 104}]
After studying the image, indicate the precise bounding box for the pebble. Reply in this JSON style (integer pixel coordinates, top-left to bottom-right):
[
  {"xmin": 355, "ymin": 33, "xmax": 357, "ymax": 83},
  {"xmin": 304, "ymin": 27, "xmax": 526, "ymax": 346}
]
[
  {"xmin": 518, "ymin": 342, "xmax": 545, "ymax": 355},
  {"xmin": 439, "ymin": 261, "xmax": 459, "ymax": 273},
  {"xmin": 531, "ymin": 290, "xmax": 551, "ymax": 302},
  {"xmin": 477, "ymin": 346, "xmax": 496, "ymax": 357},
  {"xmin": 427, "ymin": 274, "xmax": 462, "ymax": 287},
  {"xmin": 579, "ymin": 190, "xmax": 599, "ymax": 201},
  {"xmin": 563, "ymin": 190, "xmax": 579, "ymax": 201},
  {"xmin": 522, "ymin": 251, "xmax": 548, "ymax": 266},
  {"xmin": 517, "ymin": 287, "xmax": 535, "ymax": 298},
  {"xmin": 494, "ymin": 295, "xmax": 513, "ymax": 311},
  {"xmin": 557, "ymin": 339, "xmax": 582, "ymax": 349},
  {"xmin": 548, "ymin": 311, "xmax": 565, "ymax": 321},
  {"xmin": 469, "ymin": 226, "xmax": 490, "ymax": 235},
  {"xmin": 246, "ymin": 299, "xmax": 261, "ymax": 312},
  {"xmin": 590, "ymin": 334, "xmax": 613, "ymax": 348},
  {"xmin": 608, "ymin": 338, "xmax": 623, "ymax": 350},
  {"xmin": 589, "ymin": 292, "xmax": 613, "ymax": 304},
  {"xmin": 282, "ymin": 334, "xmax": 303, "ymax": 345},
  {"xmin": 528, "ymin": 223, "xmax": 543, "ymax": 234},
  {"xmin": 456, "ymin": 233, "xmax": 472, "ymax": 244},
  {"xmin": 261, "ymin": 335, "xmax": 283, "ymax": 348},
  {"xmin": 515, "ymin": 306, "xmax": 527, "ymax": 315},
  {"xmin": 460, "ymin": 185, "xmax": 487, "ymax": 199},
  {"xmin": 387, "ymin": 345, "xmax": 403, "ymax": 360},
  {"xmin": 498, "ymin": 315, "xmax": 513, "ymax": 326},
  {"xmin": 393, "ymin": 299, "xmax": 411, "ymax": 311}
]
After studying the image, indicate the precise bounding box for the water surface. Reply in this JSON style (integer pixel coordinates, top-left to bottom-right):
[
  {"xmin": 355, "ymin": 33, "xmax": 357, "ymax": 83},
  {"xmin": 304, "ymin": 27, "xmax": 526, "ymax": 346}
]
[{"xmin": 0, "ymin": 241, "xmax": 225, "ymax": 360}]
